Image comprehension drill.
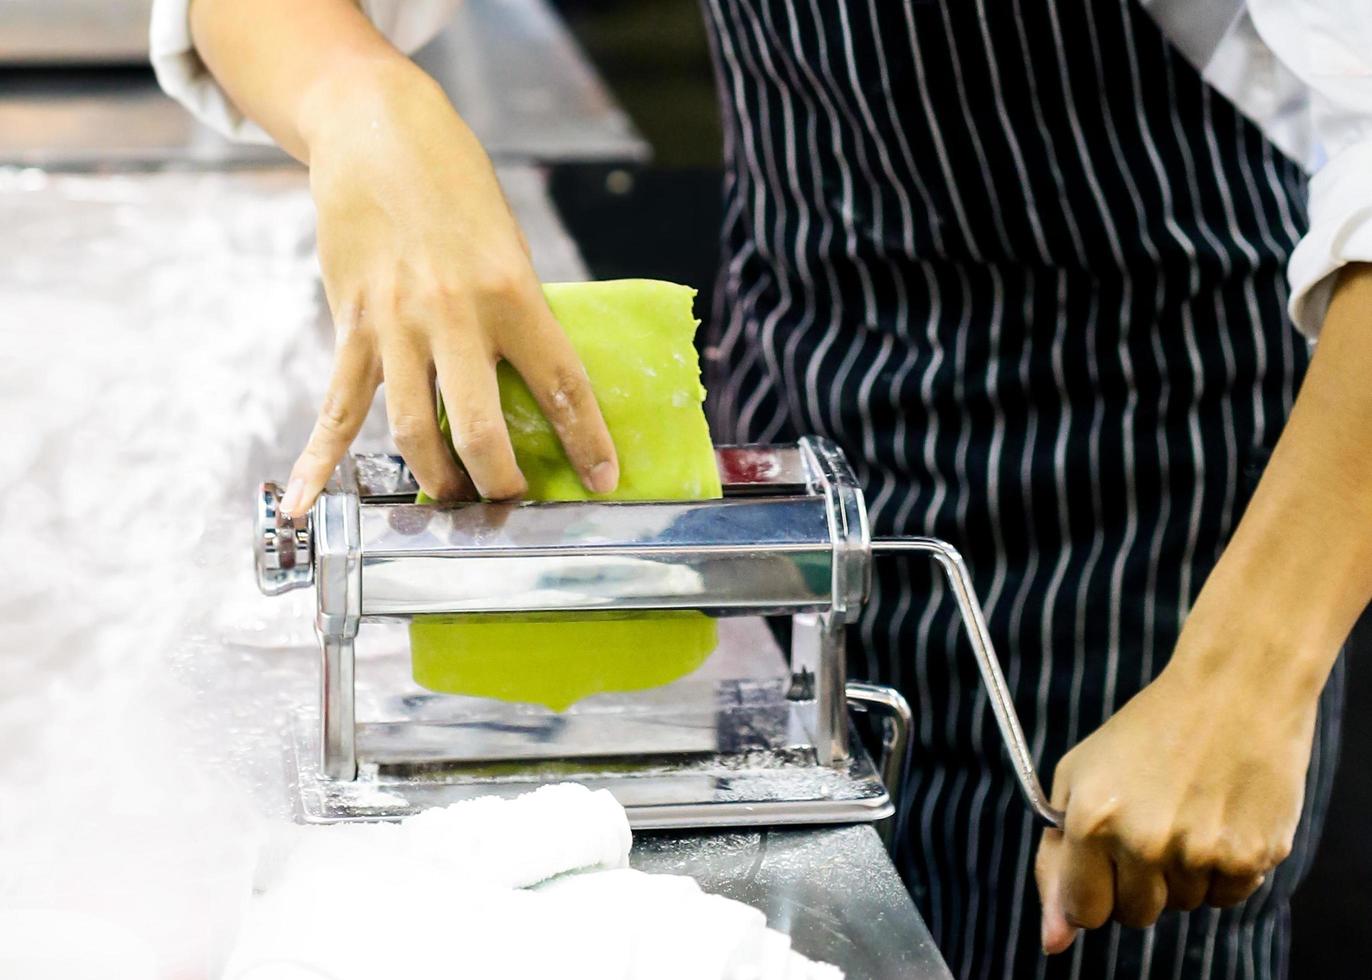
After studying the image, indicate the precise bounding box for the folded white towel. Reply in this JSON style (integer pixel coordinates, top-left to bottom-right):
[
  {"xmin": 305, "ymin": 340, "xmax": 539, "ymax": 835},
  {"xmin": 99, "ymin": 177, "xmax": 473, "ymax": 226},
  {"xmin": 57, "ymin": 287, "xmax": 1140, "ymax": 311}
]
[
  {"xmin": 259, "ymin": 783, "xmax": 632, "ymax": 895},
  {"xmin": 225, "ymin": 783, "xmax": 843, "ymax": 980},
  {"xmin": 402, "ymin": 782, "xmax": 633, "ymax": 889}
]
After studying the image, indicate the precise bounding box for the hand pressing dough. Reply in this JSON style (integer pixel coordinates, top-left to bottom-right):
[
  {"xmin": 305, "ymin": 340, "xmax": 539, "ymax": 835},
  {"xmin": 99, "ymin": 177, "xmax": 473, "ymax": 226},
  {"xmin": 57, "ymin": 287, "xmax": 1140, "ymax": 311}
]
[{"xmin": 411, "ymin": 280, "xmax": 722, "ymax": 711}]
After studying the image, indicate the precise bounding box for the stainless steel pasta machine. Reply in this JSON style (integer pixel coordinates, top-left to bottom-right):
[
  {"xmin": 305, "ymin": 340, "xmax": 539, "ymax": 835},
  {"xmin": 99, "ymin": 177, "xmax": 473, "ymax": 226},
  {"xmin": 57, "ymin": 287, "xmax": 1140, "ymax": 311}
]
[{"xmin": 254, "ymin": 437, "xmax": 1063, "ymax": 831}]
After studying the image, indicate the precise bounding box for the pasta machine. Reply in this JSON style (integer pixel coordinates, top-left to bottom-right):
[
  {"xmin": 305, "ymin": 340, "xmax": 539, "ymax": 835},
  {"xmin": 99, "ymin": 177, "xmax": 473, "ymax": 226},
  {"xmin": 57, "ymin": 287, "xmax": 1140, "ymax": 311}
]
[{"xmin": 254, "ymin": 437, "xmax": 1063, "ymax": 830}]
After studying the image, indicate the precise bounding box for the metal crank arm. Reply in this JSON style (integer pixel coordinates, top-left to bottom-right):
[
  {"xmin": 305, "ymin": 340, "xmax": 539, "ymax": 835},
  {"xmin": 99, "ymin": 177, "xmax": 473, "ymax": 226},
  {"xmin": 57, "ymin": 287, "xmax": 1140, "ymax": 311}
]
[{"xmin": 871, "ymin": 537, "xmax": 1065, "ymax": 829}]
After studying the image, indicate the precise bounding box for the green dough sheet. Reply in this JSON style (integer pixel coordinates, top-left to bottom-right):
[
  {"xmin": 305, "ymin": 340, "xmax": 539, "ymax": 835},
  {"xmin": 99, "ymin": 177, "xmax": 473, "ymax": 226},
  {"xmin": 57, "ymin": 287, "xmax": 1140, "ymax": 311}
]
[{"xmin": 410, "ymin": 279, "xmax": 723, "ymax": 712}]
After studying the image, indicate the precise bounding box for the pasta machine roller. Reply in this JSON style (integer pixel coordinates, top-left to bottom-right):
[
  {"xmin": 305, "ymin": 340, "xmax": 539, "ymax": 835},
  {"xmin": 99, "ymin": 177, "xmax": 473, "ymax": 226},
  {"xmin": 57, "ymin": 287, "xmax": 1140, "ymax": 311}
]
[{"xmin": 254, "ymin": 437, "xmax": 1063, "ymax": 830}]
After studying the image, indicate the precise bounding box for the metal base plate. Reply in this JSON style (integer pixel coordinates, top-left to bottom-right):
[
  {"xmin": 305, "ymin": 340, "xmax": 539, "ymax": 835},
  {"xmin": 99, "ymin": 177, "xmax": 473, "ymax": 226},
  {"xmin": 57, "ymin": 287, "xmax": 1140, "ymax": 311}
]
[
  {"xmin": 289, "ymin": 619, "xmax": 892, "ymax": 827},
  {"xmin": 290, "ymin": 712, "xmax": 892, "ymax": 828}
]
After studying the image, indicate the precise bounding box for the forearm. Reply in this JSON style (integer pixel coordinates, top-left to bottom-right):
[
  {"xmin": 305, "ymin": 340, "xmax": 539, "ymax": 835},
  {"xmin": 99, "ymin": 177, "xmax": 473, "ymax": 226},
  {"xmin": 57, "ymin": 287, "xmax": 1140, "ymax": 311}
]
[
  {"xmin": 1182, "ymin": 262, "xmax": 1372, "ymax": 691},
  {"xmin": 189, "ymin": 0, "xmax": 423, "ymax": 161}
]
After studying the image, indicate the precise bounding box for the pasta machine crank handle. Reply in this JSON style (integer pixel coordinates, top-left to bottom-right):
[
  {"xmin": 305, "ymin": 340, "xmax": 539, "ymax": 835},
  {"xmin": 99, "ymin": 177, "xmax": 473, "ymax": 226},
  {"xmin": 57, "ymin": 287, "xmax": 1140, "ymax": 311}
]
[{"xmin": 870, "ymin": 537, "xmax": 1066, "ymax": 830}]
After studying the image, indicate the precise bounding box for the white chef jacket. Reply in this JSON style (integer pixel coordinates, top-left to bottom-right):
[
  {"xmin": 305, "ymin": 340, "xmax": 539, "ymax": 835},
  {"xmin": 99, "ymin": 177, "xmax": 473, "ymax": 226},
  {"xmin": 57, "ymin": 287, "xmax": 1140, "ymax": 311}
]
[{"xmin": 150, "ymin": 0, "xmax": 1372, "ymax": 338}]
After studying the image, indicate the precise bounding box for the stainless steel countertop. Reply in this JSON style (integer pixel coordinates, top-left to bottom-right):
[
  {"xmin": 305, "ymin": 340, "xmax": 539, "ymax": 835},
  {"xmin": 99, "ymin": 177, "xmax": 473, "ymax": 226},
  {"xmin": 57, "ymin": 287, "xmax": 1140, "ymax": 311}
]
[
  {"xmin": 0, "ymin": 0, "xmax": 646, "ymax": 168},
  {"xmin": 633, "ymin": 825, "xmax": 952, "ymax": 979}
]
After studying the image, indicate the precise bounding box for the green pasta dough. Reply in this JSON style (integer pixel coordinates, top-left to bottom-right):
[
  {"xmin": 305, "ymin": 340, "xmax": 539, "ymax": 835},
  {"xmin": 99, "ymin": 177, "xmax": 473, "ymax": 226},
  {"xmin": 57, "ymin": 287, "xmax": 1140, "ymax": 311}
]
[{"xmin": 410, "ymin": 280, "xmax": 722, "ymax": 712}]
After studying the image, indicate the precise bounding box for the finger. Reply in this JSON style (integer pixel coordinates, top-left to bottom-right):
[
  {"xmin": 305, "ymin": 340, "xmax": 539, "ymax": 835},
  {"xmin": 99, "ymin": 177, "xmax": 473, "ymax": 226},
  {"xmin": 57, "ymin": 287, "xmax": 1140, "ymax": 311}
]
[
  {"xmin": 1163, "ymin": 862, "xmax": 1209, "ymax": 912},
  {"xmin": 1036, "ymin": 829, "xmax": 1080, "ymax": 955},
  {"xmin": 285, "ymin": 335, "xmax": 380, "ymax": 517},
  {"xmin": 1113, "ymin": 853, "xmax": 1168, "ymax": 929},
  {"xmin": 1206, "ymin": 871, "xmax": 1265, "ymax": 909},
  {"xmin": 1059, "ymin": 834, "xmax": 1116, "ymax": 932},
  {"xmin": 381, "ymin": 341, "xmax": 473, "ymax": 502},
  {"xmin": 502, "ymin": 310, "xmax": 618, "ymax": 495},
  {"xmin": 433, "ymin": 334, "xmax": 526, "ymax": 500}
]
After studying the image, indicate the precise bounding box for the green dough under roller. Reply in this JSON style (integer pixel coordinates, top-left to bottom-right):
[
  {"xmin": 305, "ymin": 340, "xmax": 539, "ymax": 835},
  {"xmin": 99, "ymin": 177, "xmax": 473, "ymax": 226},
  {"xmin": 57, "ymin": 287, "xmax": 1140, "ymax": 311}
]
[{"xmin": 410, "ymin": 280, "xmax": 723, "ymax": 711}]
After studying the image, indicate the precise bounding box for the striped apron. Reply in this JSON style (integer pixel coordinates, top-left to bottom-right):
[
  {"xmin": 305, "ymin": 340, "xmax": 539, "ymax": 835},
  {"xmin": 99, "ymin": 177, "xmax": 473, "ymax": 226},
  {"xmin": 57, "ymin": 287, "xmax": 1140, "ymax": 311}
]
[{"xmin": 697, "ymin": 1, "xmax": 1345, "ymax": 977}]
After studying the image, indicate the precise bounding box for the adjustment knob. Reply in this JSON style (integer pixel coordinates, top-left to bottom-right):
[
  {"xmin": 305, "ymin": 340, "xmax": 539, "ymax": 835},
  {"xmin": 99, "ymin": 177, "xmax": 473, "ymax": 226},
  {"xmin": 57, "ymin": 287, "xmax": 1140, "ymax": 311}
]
[{"xmin": 255, "ymin": 481, "xmax": 314, "ymax": 596}]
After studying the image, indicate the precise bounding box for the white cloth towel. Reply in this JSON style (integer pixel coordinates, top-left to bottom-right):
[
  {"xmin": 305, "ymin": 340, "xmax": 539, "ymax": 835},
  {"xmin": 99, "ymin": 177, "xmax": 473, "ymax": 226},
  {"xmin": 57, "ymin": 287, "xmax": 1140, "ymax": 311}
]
[
  {"xmin": 401, "ymin": 782, "xmax": 633, "ymax": 889},
  {"xmin": 259, "ymin": 782, "xmax": 633, "ymax": 893},
  {"xmin": 225, "ymin": 783, "xmax": 843, "ymax": 980}
]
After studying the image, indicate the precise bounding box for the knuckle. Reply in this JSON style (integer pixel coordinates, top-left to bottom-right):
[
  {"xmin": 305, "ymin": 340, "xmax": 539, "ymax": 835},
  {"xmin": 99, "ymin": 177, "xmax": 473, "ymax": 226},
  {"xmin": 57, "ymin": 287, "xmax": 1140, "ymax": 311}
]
[
  {"xmin": 545, "ymin": 363, "xmax": 593, "ymax": 416},
  {"xmin": 1178, "ymin": 832, "xmax": 1220, "ymax": 871},
  {"xmin": 317, "ymin": 392, "xmax": 356, "ymax": 436},
  {"xmin": 335, "ymin": 308, "xmax": 375, "ymax": 346},
  {"xmin": 1209, "ymin": 835, "xmax": 1271, "ymax": 879},
  {"xmin": 1064, "ymin": 793, "xmax": 1118, "ymax": 844},
  {"xmin": 472, "ymin": 264, "xmax": 525, "ymax": 303},
  {"xmin": 1122, "ymin": 827, "xmax": 1172, "ymax": 866},
  {"xmin": 424, "ymin": 276, "xmax": 463, "ymax": 305},
  {"xmin": 406, "ymin": 279, "xmax": 463, "ymax": 318},
  {"xmin": 1217, "ymin": 855, "xmax": 1266, "ymax": 880},
  {"xmin": 450, "ymin": 413, "xmax": 501, "ymax": 454},
  {"xmin": 388, "ymin": 412, "xmax": 433, "ymax": 450}
]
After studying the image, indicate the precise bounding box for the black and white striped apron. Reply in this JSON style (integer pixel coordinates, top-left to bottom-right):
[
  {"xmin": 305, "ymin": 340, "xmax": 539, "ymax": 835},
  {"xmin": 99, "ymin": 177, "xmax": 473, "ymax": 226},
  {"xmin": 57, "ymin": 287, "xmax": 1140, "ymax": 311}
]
[{"xmin": 697, "ymin": 1, "xmax": 1345, "ymax": 977}]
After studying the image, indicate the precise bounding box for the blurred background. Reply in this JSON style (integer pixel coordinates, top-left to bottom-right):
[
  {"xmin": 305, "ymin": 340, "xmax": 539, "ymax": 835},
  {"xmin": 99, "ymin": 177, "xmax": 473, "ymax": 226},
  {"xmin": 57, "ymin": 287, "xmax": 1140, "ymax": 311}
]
[{"xmin": 0, "ymin": 0, "xmax": 1365, "ymax": 975}]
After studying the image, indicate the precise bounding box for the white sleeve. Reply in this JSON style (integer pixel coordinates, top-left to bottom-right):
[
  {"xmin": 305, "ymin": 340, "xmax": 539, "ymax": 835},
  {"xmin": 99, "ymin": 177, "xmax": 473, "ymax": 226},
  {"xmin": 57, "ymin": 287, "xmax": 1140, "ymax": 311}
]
[
  {"xmin": 1248, "ymin": 0, "xmax": 1372, "ymax": 337},
  {"xmin": 149, "ymin": 0, "xmax": 463, "ymax": 145}
]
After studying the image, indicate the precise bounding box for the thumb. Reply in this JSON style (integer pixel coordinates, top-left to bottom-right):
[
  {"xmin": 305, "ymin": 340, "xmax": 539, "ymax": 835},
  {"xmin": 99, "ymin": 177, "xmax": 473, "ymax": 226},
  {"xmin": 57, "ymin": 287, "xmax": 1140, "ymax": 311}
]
[{"xmin": 1036, "ymin": 828, "xmax": 1080, "ymax": 955}]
